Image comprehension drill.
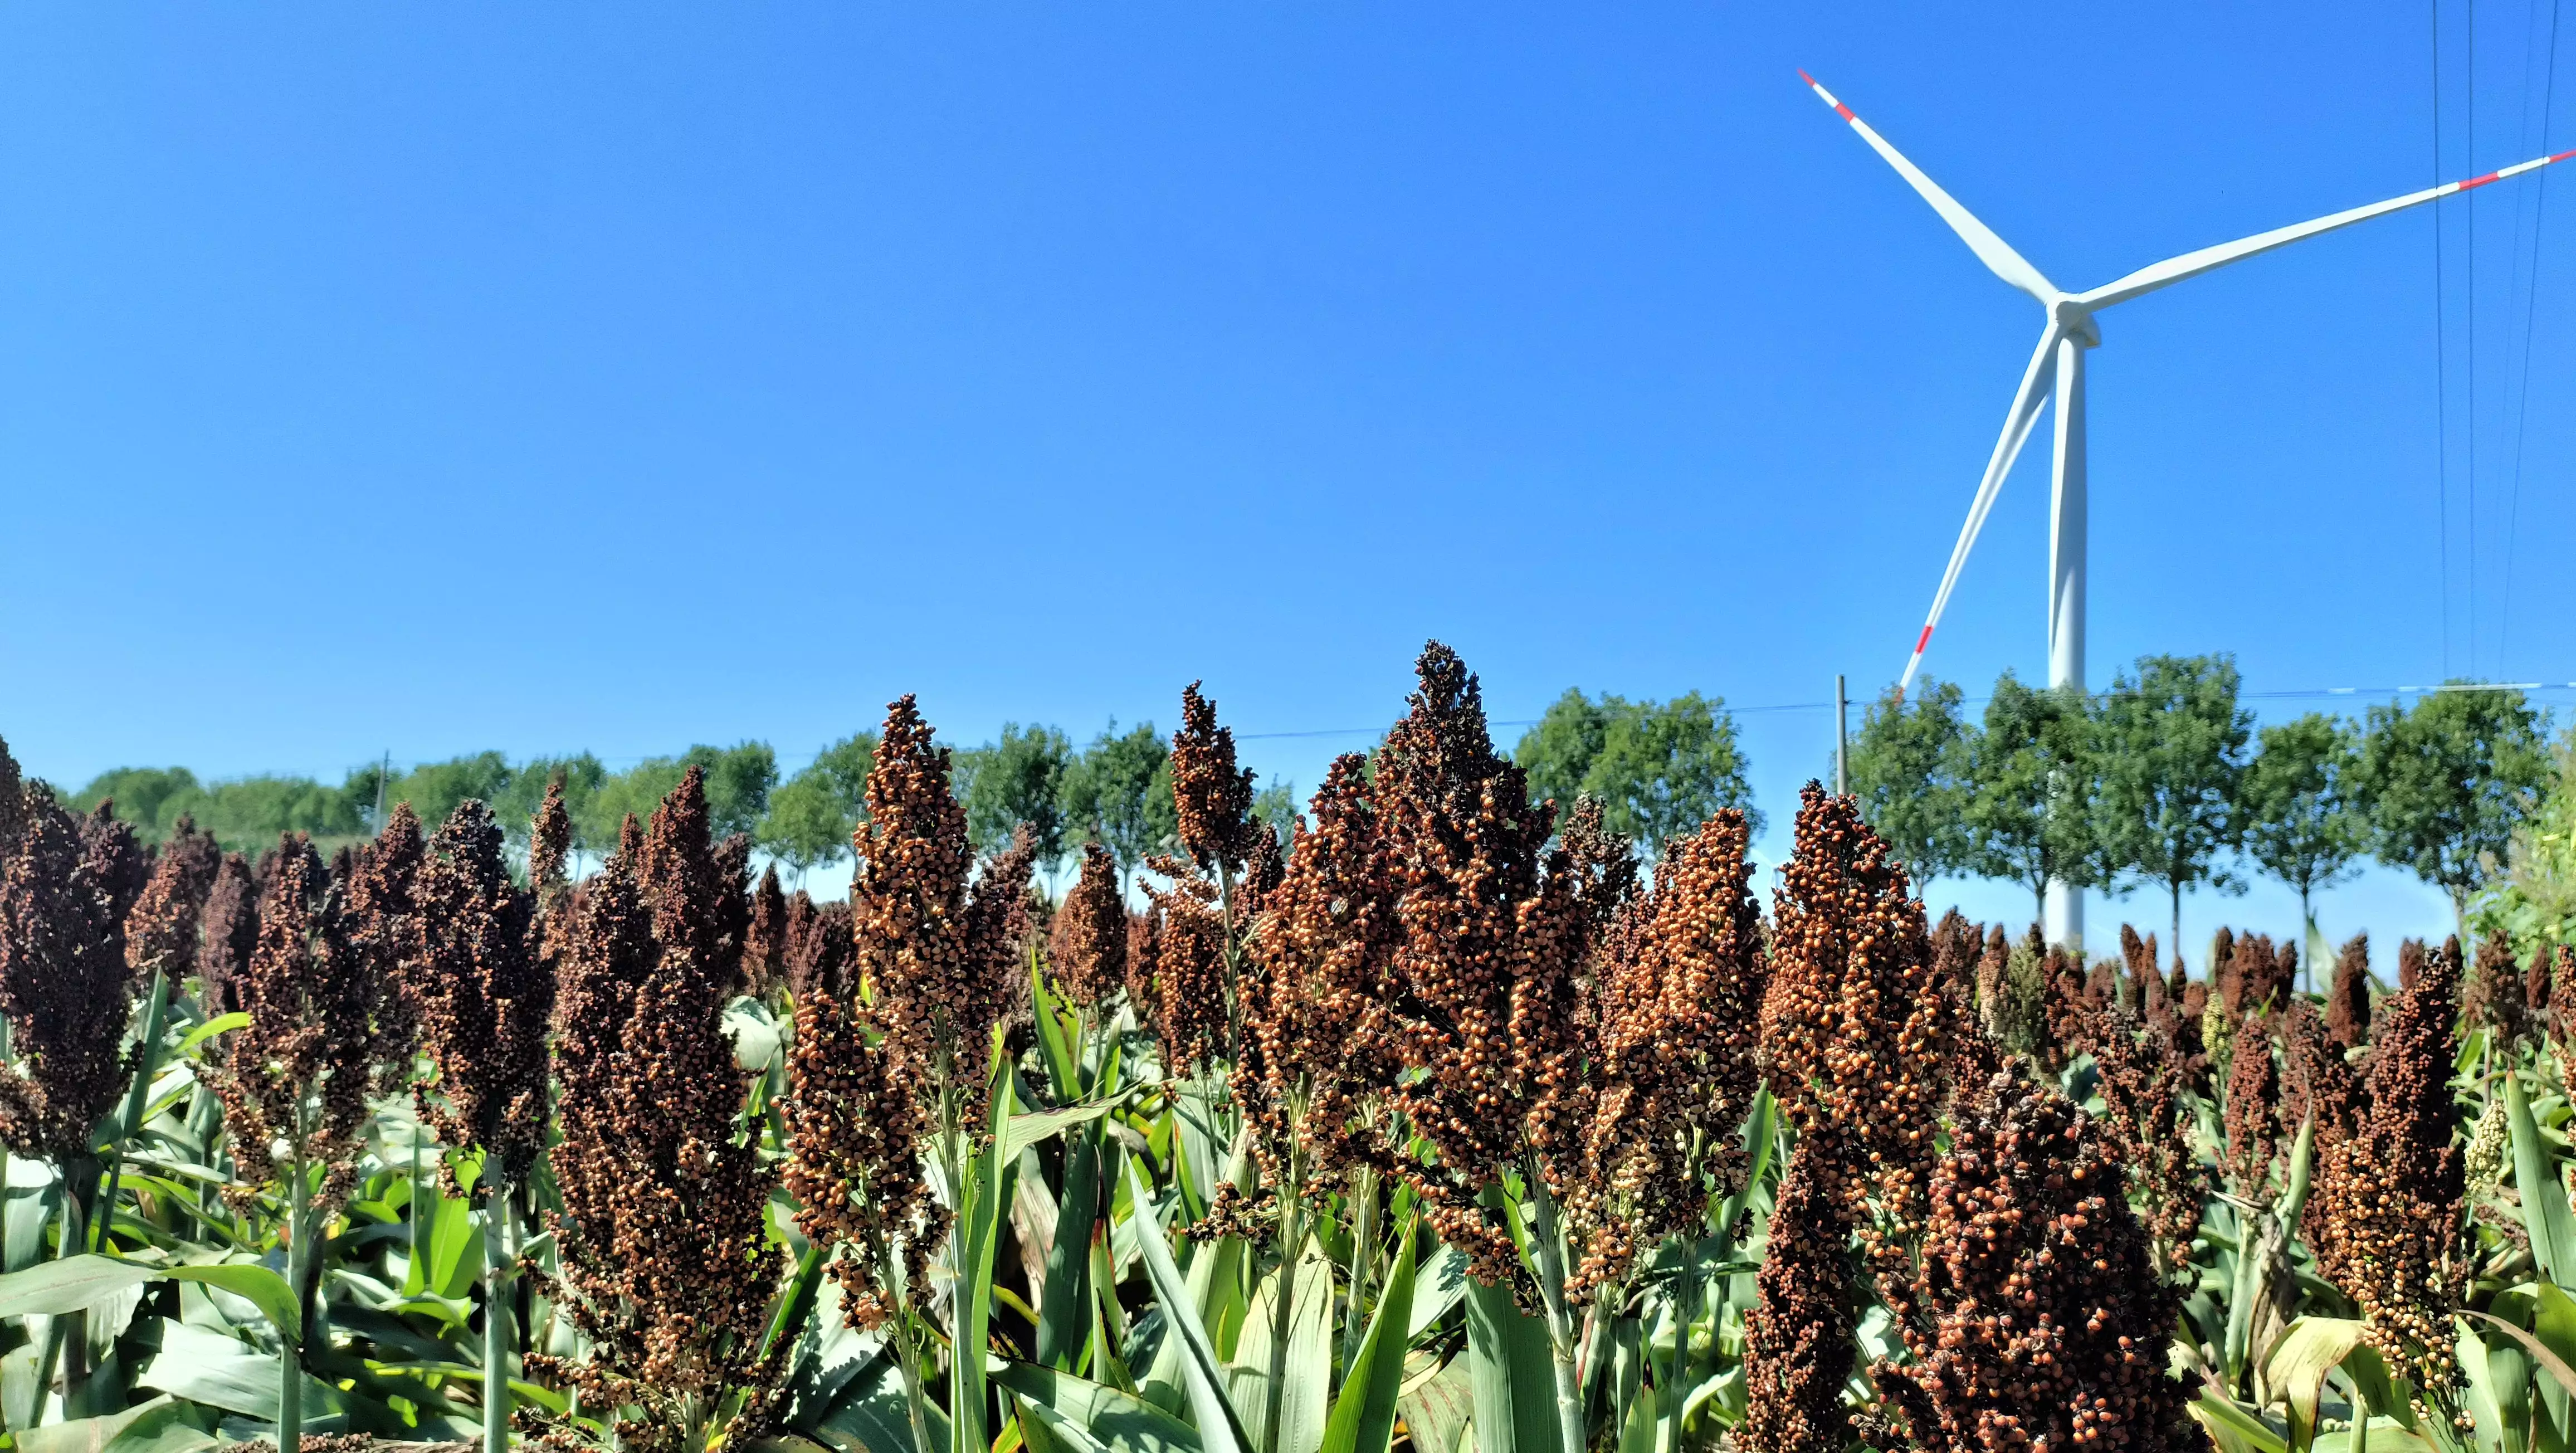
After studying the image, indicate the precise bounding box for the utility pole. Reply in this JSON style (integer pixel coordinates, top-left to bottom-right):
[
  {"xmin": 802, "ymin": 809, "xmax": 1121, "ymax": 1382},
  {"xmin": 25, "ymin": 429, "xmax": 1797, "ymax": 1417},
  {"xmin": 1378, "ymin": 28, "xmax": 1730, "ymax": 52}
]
[
  {"xmin": 374, "ymin": 751, "xmax": 389, "ymax": 833},
  {"xmin": 1834, "ymin": 675, "xmax": 1848, "ymax": 796}
]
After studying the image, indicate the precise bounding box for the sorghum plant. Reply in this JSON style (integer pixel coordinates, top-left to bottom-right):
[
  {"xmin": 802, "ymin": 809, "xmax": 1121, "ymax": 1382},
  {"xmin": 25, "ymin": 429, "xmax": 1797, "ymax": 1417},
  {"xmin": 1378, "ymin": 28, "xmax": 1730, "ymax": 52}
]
[
  {"xmin": 2308, "ymin": 936, "xmax": 2466, "ymax": 1423},
  {"xmin": 538, "ymin": 772, "xmax": 783, "ymax": 1453}
]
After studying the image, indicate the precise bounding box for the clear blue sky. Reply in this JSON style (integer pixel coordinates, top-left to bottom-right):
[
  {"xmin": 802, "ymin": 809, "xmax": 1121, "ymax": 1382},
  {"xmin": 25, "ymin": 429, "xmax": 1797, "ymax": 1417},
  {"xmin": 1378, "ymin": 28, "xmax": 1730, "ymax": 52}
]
[{"xmin": 4, "ymin": 3, "xmax": 2568, "ymax": 961}]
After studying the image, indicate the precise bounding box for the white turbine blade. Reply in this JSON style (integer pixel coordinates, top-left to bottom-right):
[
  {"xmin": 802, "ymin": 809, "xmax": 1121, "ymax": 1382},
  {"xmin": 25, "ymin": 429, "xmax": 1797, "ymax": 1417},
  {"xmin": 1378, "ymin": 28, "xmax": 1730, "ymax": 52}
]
[
  {"xmin": 1799, "ymin": 70, "xmax": 2060, "ymax": 305},
  {"xmin": 2080, "ymin": 146, "xmax": 2576, "ymax": 311},
  {"xmin": 1899, "ymin": 325, "xmax": 2063, "ymax": 692}
]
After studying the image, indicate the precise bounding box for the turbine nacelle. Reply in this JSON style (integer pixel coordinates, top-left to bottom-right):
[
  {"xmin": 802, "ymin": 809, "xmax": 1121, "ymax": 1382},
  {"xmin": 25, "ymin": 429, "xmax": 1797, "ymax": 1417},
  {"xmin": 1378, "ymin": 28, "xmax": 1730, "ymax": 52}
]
[{"xmin": 2050, "ymin": 300, "xmax": 2100, "ymax": 348}]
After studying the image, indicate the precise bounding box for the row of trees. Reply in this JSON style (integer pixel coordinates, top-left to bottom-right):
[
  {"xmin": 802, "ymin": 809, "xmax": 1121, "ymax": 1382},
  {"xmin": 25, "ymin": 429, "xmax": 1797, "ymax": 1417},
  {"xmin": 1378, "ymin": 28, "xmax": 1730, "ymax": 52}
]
[
  {"xmin": 56, "ymin": 686, "xmax": 1763, "ymax": 888},
  {"xmin": 1848, "ymin": 653, "xmax": 2555, "ymax": 947}
]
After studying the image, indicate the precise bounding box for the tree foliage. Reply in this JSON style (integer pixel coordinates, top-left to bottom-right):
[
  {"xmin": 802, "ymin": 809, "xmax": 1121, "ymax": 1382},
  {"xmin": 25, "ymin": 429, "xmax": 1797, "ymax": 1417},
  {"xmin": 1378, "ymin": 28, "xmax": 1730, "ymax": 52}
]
[
  {"xmin": 2091, "ymin": 654, "xmax": 2251, "ymax": 947},
  {"xmin": 1514, "ymin": 688, "xmax": 1759, "ymax": 849},
  {"xmin": 1845, "ymin": 676, "xmax": 1972, "ymax": 879},
  {"xmin": 1955, "ymin": 672, "xmax": 2097, "ymax": 914},
  {"xmin": 2355, "ymin": 684, "xmax": 2552, "ymax": 915},
  {"xmin": 954, "ymin": 722, "xmax": 1072, "ymax": 864},
  {"xmin": 757, "ymin": 732, "xmax": 877, "ymax": 877},
  {"xmin": 2239, "ymin": 711, "xmax": 2364, "ymax": 930},
  {"xmin": 1056, "ymin": 721, "xmax": 1173, "ymax": 877}
]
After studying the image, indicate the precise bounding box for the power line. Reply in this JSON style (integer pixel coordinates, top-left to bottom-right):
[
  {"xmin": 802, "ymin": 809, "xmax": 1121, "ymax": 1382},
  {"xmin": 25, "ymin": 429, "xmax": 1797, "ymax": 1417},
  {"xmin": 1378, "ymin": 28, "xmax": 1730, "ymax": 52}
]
[
  {"xmin": 2500, "ymin": 0, "xmax": 2561, "ymax": 672},
  {"xmin": 2436, "ymin": 0, "xmax": 2456, "ymax": 677}
]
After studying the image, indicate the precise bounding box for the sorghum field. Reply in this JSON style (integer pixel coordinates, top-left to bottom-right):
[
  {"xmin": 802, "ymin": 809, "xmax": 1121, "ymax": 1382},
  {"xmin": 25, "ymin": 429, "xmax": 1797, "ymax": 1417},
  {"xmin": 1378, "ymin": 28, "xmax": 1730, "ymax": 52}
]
[{"xmin": 0, "ymin": 642, "xmax": 2559, "ymax": 1453}]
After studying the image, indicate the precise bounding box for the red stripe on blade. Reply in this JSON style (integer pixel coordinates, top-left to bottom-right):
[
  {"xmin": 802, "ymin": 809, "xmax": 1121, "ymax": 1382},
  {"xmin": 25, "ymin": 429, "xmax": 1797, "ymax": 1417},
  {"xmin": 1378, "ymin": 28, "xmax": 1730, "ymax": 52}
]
[
  {"xmin": 2459, "ymin": 171, "xmax": 2503, "ymax": 189},
  {"xmin": 1835, "ymin": 103, "xmax": 1856, "ymax": 121},
  {"xmin": 1913, "ymin": 625, "xmax": 1934, "ymax": 653}
]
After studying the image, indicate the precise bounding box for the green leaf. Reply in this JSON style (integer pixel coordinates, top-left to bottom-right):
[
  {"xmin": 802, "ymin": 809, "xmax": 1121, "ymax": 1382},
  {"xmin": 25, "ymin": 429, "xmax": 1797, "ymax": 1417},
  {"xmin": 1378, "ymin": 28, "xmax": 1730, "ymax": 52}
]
[
  {"xmin": 956, "ymin": 1055, "xmax": 1019, "ymax": 1453},
  {"xmin": 171, "ymin": 1014, "xmax": 249, "ymax": 1060},
  {"xmin": 1396, "ymin": 1356, "xmax": 1474, "ymax": 1453},
  {"xmin": 1461, "ymin": 1272, "xmax": 1558, "ymax": 1453},
  {"xmin": 1405, "ymin": 1247, "xmax": 1469, "ymax": 1343},
  {"xmin": 2191, "ymin": 1392, "xmax": 2290, "ymax": 1453},
  {"xmin": 16, "ymin": 1395, "xmax": 214, "ymax": 1453},
  {"xmin": 1004, "ymin": 1104, "xmax": 1124, "ymax": 1167},
  {"xmin": 992, "ymin": 1359, "xmax": 1204, "ymax": 1453},
  {"xmin": 1319, "ymin": 1231, "xmax": 1417, "ymax": 1453},
  {"xmin": 423, "ymin": 1186, "xmax": 483, "ymax": 1300},
  {"xmin": 1030, "ymin": 955, "xmax": 1084, "ymax": 1105},
  {"xmin": 1040, "ymin": 1131, "xmax": 1104, "ymax": 1371},
  {"xmin": 136, "ymin": 1320, "xmax": 343, "ymax": 1425},
  {"xmin": 1121, "ymin": 1160, "xmax": 1252, "ymax": 1453},
  {"xmin": 2463, "ymin": 1309, "xmax": 2576, "ymax": 1400},
  {"xmin": 0, "ymin": 1255, "xmax": 156, "ymax": 1320},
  {"xmin": 155, "ymin": 1262, "xmax": 303, "ymax": 1343},
  {"xmin": 1232, "ymin": 1249, "xmax": 1333, "ymax": 1453},
  {"xmin": 2509, "ymin": 1075, "xmax": 2576, "ymax": 1290},
  {"xmin": 2267, "ymin": 1317, "xmax": 2372, "ymax": 1453}
]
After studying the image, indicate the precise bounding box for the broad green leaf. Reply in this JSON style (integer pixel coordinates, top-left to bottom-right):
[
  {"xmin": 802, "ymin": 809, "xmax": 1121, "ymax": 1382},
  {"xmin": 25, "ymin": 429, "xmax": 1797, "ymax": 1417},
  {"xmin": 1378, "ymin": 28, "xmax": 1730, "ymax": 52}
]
[
  {"xmin": 2464, "ymin": 1309, "xmax": 2576, "ymax": 1400},
  {"xmin": 1232, "ymin": 1248, "xmax": 1333, "ymax": 1453},
  {"xmin": 805, "ymin": 1351, "xmax": 951, "ymax": 1453},
  {"xmin": 1040, "ymin": 1132, "xmax": 1104, "ymax": 1371},
  {"xmin": 2507, "ymin": 1076, "xmax": 2576, "ymax": 1288},
  {"xmin": 956, "ymin": 1054, "xmax": 1019, "ymax": 1453},
  {"xmin": 1319, "ymin": 1232, "xmax": 1417, "ymax": 1453},
  {"xmin": 2267, "ymin": 1317, "xmax": 2370, "ymax": 1453},
  {"xmin": 171, "ymin": 1014, "xmax": 249, "ymax": 1060},
  {"xmin": 157, "ymin": 1263, "xmax": 303, "ymax": 1343},
  {"xmin": 136, "ymin": 1320, "xmax": 343, "ymax": 1425},
  {"xmin": 424, "ymin": 1187, "xmax": 482, "ymax": 1300},
  {"xmin": 1006, "ymin": 1104, "xmax": 1124, "ymax": 1167},
  {"xmin": 1406, "ymin": 1247, "xmax": 1470, "ymax": 1343},
  {"xmin": 2535, "ymin": 1284, "xmax": 2576, "ymax": 1437},
  {"xmin": 2191, "ymin": 1392, "xmax": 2290, "ymax": 1453},
  {"xmin": 0, "ymin": 1255, "xmax": 156, "ymax": 1320},
  {"xmin": 1030, "ymin": 955, "xmax": 1083, "ymax": 1104},
  {"xmin": 2456, "ymin": 1322, "xmax": 2515, "ymax": 1453},
  {"xmin": 992, "ymin": 1359, "xmax": 1204, "ymax": 1453},
  {"xmin": 1462, "ymin": 1272, "xmax": 1558, "ymax": 1453},
  {"xmin": 1122, "ymin": 1159, "xmax": 1252, "ymax": 1453},
  {"xmin": 1395, "ymin": 1355, "xmax": 1474, "ymax": 1453},
  {"xmin": 16, "ymin": 1394, "xmax": 214, "ymax": 1453}
]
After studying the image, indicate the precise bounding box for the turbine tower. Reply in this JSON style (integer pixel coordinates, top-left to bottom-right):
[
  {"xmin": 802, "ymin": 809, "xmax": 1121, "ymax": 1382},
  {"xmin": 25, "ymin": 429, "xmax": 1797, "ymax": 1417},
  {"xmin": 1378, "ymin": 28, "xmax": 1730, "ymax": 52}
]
[{"xmin": 1800, "ymin": 70, "xmax": 2573, "ymax": 949}]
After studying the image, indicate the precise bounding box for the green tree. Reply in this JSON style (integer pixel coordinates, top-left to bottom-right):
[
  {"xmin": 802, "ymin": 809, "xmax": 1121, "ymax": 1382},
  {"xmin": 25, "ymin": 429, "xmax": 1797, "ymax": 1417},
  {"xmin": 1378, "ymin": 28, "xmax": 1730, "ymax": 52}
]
[
  {"xmin": 383, "ymin": 752, "xmax": 516, "ymax": 835},
  {"xmin": 2239, "ymin": 713, "xmax": 2365, "ymax": 950},
  {"xmin": 2470, "ymin": 729, "xmax": 2576, "ymax": 952},
  {"xmin": 578, "ymin": 742, "xmax": 776, "ymax": 851},
  {"xmin": 1057, "ymin": 721, "xmax": 1173, "ymax": 882},
  {"xmin": 1845, "ymin": 676, "xmax": 1972, "ymax": 880},
  {"xmin": 60, "ymin": 767, "xmax": 202, "ymax": 837},
  {"xmin": 1252, "ymin": 776, "xmax": 1297, "ymax": 849},
  {"xmin": 756, "ymin": 732, "xmax": 878, "ymax": 880},
  {"xmin": 1514, "ymin": 688, "xmax": 1758, "ymax": 851},
  {"xmin": 2092, "ymin": 654, "xmax": 2252, "ymax": 957},
  {"xmin": 1958, "ymin": 671, "xmax": 2099, "ymax": 921},
  {"xmin": 2354, "ymin": 684, "xmax": 2553, "ymax": 926},
  {"xmin": 955, "ymin": 722, "xmax": 1072, "ymax": 875}
]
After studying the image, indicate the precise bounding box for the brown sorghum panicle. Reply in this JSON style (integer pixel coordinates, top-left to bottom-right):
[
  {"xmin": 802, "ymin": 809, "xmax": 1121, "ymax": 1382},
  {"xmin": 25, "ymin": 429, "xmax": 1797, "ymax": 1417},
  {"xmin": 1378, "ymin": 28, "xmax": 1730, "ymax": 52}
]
[
  {"xmin": 1124, "ymin": 906, "xmax": 1162, "ymax": 1015},
  {"xmin": 2309, "ymin": 936, "xmax": 2465, "ymax": 1406},
  {"xmin": 126, "ymin": 815, "xmax": 221, "ymax": 978},
  {"xmin": 0, "ymin": 792, "xmax": 144, "ymax": 1163},
  {"xmin": 783, "ymin": 894, "xmax": 854, "ymax": 1002},
  {"xmin": 1567, "ymin": 807, "xmax": 1767, "ymax": 1302},
  {"xmin": 1172, "ymin": 680, "xmax": 1259, "ymax": 876},
  {"xmin": 1140, "ymin": 871, "xmax": 1231, "ymax": 1076},
  {"xmin": 2526, "ymin": 945, "xmax": 2554, "ymax": 1021},
  {"xmin": 1053, "ymin": 842, "xmax": 1128, "ymax": 1009},
  {"xmin": 743, "ymin": 864, "xmax": 788, "ymax": 996},
  {"xmin": 2222, "ymin": 1011, "xmax": 2282, "ymax": 1197},
  {"xmin": 2282, "ymin": 998, "xmax": 2364, "ymax": 1151},
  {"xmin": 2554, "ymin": 947, "xmax": 2576, "ymax": 1062},
  {"xmin": 711, "ymin": 832, "xmax": 753, "ymax": 994},
  {"xmin": 1873, "ymin": 1071, "xmax": 2195, "ymax": 1453},
  {"xmin": 1739, "ymin": 1143, "xmax": 1856, "ymax": 1453},
  {"xmin": 2463, "ymin": 933, "xmax": 2533, "ymax": 1045},
  {"xmin": 1366, "ymin": 642, "xmax": 1592, "ymax": 1283},
  {"xmin": 1759, "ymin": 782, "xmax": 1957, "ymax": 1240},
  {"xmin": 199, "ymin": 851, "xmax": 260, "ymax": 1017},
  {"xmin": 1236, "ymin": 753, "xmax": 1398, "ymax": 1184},
  {"xmin": 2054, "ymin": 947, "xmax": 2206, "ymax": 1275},
  {"xmin": 338, "ymin": 803, "xmax": 426, "ymax": 1096},
  {"xmin": 413, "ymin": 799, "xmax": 553, "ymax": 1193},
  {"xmin": 206, "ymin": 835, "xmax": 378, "ymax": 1206},
  {"xmin": 541, "ymin": 774, "xmax": 782, "ymax": 1452},
  {"xmin": 2326, "ymin": 934, "xmax": 2372, "ymax": 1051},
  {"xmin": 852, "ymin": 696, "xmax": 1007, "ymax": 1082},
  {"xmin": 2397, "ymin": 938, "xmax": 2426, "ymax": 991},
  {"xmin": 782, "ymin": 957, "xmax": 939, "ymax": 1332}
]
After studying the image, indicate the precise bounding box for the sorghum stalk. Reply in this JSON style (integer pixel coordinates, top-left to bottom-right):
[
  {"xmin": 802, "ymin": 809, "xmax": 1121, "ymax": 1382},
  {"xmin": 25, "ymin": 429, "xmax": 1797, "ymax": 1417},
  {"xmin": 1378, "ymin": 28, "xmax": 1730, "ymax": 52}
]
[
  {"xmin": 1522, "ymin": 1158, "xmax": 1590, "ymax": 1453},
  {"xmin": 281, "ymin": 1152, "xmax": 310, "ymax": 1453}
]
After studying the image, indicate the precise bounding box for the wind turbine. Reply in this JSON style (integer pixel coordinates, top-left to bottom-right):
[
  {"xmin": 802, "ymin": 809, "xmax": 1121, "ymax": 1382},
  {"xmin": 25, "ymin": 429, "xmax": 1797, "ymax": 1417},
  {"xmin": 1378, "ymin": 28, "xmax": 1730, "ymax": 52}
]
[{"xmin": 1800, "ymin": 69, "xmax": 2573, "ymax": 948}]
